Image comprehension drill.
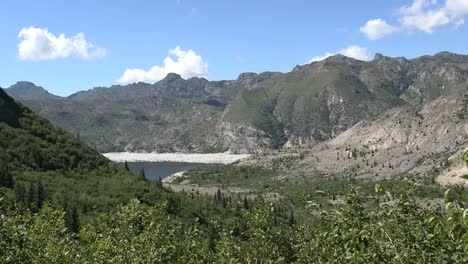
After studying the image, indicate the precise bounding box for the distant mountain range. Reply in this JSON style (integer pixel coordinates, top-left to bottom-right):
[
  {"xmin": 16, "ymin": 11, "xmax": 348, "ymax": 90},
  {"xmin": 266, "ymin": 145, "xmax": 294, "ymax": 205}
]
[{"xmin": 4, "ymin": 51, "xmax": 468, "ymax": 154}]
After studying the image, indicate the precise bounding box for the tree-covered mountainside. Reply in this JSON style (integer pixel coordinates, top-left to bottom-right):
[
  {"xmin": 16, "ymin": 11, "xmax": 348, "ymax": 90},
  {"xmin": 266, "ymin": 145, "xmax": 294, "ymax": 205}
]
[
  {"xmin": 7, "ymin": 52, "xmax": 468, "ymax": 153},
  {"xmin": 0, "ymin": 88, "xmax": 163, "ymax": 220}
]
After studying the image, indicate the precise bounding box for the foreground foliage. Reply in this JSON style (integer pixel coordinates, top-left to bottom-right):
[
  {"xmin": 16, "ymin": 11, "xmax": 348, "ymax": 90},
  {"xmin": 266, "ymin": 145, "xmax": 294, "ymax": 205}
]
[{"xmin": 1, "ymin": 182, "xmax": 466, "ymax": 263}]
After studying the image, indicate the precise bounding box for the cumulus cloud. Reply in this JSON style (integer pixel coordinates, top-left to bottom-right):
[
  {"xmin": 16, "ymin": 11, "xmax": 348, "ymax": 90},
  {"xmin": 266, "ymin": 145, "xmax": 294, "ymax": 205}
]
[
  {"xmin": 360, "ymin": 19, "xmax": 398, "ymax": 40},
  {"xmin": 446, "ymin": 0, "xmax": 468, "ymax": 13},
  {"xmin": 361, "ymin": 0, "xmax": 468, "ymax": 39},
  {"xmin": 398, "ymin": 0, "xmax": 463, "ymax": 33},
  {"xmin": 18, "ymin": 27, "xmax": 106, "ymax": 61},
  {"xmin": 308, "ymin": 45, "xmax": 371, "ymax": 63},
  {"xmin": 118, "ymin": 46, "xmax": 209, "ymax": 84}
]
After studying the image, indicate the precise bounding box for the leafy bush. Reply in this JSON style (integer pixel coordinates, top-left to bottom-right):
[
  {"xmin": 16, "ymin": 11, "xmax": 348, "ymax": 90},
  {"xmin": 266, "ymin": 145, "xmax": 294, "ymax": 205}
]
[{"xmin": 1, "ymin": 182, "xmax": 466, "ymax": 263}]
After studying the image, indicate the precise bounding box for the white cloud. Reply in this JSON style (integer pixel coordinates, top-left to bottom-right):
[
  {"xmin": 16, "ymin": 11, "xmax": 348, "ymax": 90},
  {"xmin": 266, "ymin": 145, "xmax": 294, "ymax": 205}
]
[
  {"xmin": 360, "ymin": 19, "xmax": 398, "ymax": 40},
  {"xmin": 118, "ymin": 46, "xmax": 209, "ymax": 84},
  {"xmin": 446, "ymin": 0, "xmax": 468, "ymax": 13},
  {"xmin": 399, "ymin": 0, "xmax": 436, "ymax": 15},
  {"xmin": 361, "ymin": 0, "xmax": 468, "ymax": 39},
  {"xmin": 18, "ymin": 27, "xmax": 106, "ymax": 61},
  {"xmin": 400, "ymin": 8, "xmax": 455, "ymax": 33},
  {"xmin": 308, "ymin": 45, "xmax": 371, "ymax": 63},
  {"xmin": 398, "ymin": 0, "xmax": 462, "ymax": 33}
]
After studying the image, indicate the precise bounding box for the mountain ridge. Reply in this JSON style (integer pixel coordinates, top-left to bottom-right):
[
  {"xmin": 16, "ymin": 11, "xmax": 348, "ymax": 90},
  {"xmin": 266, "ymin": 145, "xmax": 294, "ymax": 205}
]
[
  {"xmin": 5, "ymin": 51, "xmax": 468, "ymax": 154},
  {"xmin": 218, "ymin": 51, "xmax": 468, "ymax": 152}
]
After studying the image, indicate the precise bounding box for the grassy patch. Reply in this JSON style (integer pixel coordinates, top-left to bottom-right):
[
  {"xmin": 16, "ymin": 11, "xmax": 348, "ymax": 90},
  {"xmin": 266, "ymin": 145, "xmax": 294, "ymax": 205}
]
[{"xmin": 180, "ymin": 164, "xmax": 276, "ymax": 189}]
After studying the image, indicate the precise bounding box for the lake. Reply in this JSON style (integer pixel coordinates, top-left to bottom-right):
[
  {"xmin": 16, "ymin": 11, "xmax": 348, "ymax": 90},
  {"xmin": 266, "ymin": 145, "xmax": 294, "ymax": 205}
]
[{"xmin": 125, "ymin": 161, "xmax": 208, "ymax": 181}]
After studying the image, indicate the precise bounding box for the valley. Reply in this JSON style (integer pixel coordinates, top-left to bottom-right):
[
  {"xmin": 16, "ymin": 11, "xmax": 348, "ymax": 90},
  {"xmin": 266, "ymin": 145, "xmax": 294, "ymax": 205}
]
[
  {"xmin": 1, "ymin": 52, "xmax": 467, "ymax": 263},
  {"xmin": 2, "ymin": 1, "xmax": 468, "ymax": 261},
  {"xmin": 7, "ymin": 52, "xmax": 467, "ymax": 193}
]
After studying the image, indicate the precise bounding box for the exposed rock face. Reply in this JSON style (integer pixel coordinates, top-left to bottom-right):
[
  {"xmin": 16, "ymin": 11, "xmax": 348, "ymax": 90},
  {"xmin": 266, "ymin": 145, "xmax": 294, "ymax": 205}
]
[
  {"xmin": 237, "ymin": 88, "xmax": 467, "ymax": 187},
  {"xmin": 236, "ymin": 72, "xmax": 281, "ymax": 88},
  {"xmin": 292, "ymin": 88, "xmax": 468, "ymax": 180},
  {"xmin": 216, "ymin": 122, "xmax": 277, "ymax": 154},
  {"xmin": 4, "ymin": 73, "xmax": 275, "ymax": 152},
  {"xmin": 220, "ymin": 52, "xmax": 468, "ymax": 151}
]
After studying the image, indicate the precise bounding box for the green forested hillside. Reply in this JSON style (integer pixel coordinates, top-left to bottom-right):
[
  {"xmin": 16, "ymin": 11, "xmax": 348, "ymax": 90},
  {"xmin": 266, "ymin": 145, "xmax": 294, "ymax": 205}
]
[{"xmin": 0, "ymin": 88, "xmax": 162, "ymax": 218}]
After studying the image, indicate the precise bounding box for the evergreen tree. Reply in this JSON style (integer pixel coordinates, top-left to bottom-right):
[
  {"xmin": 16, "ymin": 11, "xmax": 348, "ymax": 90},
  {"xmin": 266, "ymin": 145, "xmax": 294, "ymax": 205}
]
[
  {"xmin": 0, "ymin": 161, "xmax": 13, "ymax": 188},
  {"xmin": 288, "ymin": 208, "xmax": 296, "ymax": 226},
  {"xmin": 65, "ymin": 206, "xmax": 73, "ymax": 232},
  {"xmin": 36, "ymin": 180, "xmax": 46, "ymax": 209},
  {"xmin": 82, "ymin": 201, "xmax": 89, "ymax": 214},
  {"xmin": 0, "ymin": 173, "xmax": 14, "ymax": 188},
  {"xmin": 157, "ymin": 176, "xmax": 163, "ymax": 189},
  {"xmin": 62, "ymin": 196, "xmax": 69, "ymax": 211},
  {"xmin": 14, "ymin": 182, "xmax": 26, "ymax": 207},
  {"xmin": 243, "ymin": 196, "xmax": 249, "ymax": 210},
  {"xmin": 166, "ymin": 197, "xmax": 179, "ymax": 214},
  {"xmin": 71, "ymin": 206, "xmax": 80, "ymax": 233},
  {"xmin": 26, "ymin": 183, "xmax": 37, "ymax": 212},
  {"xmin": 65, "ymin": 205, "xmax": 80, "ymax": 233},
  {"xmin": 207, "ymin": 225, "xmax": 216, "ymax": 253},
  {"xmin": 138, "ymin": 168, "xmax": 147, "ymax": 181},
  {"xmin": 217, "ymin": 189, "xmax": 222, "ymax": 203}
]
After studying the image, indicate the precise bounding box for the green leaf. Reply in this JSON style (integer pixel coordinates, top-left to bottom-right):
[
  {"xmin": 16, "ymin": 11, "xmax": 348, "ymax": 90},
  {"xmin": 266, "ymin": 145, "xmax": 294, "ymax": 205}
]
[{"xmin": 374, "ymin": 184, "xmax": 383, "ymax": 194}]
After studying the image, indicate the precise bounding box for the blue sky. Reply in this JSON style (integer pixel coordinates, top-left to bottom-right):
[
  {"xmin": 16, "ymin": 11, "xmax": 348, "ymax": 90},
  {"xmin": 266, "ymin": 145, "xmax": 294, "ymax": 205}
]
[{"xmin": 1, "ymin": 0, "xmax": 467, "ymax": 96}]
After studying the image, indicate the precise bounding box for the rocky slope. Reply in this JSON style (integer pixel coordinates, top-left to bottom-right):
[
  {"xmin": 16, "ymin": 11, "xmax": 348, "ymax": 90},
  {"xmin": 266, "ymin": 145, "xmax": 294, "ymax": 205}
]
[
  {"xmin": 6, "ymin": 51, "xmax": 468, "ymax": 155},
  {"xmin": 241, "ymin": 88, "xmax": 467, "ymax": 186},
  {"xmin": 220, "ymin": 52, "xmax": 468, "ymax": 153},
  {"xmin": 6, "ymin": 74, "xmax": 263, "ymax": 152}
]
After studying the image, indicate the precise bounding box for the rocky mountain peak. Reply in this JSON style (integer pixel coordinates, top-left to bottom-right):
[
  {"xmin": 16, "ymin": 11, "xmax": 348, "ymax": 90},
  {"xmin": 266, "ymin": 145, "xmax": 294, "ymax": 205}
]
[
  {"xmin": 237, "ymin": 72, "xmax": 257, "ymax": 81},
  {"xmin": 236, "ymin": 72, "xmax": 280, "ymax": 87},
  {"xmin": 6, "ymin": 81, "xmax": 58, "ymax": 100},
  {"xmin": 10, "ymin": 81, "xmax": 46, "ymax": 92},
  {"xmin": 161, "ymin": 73, "xmax": 183, "ymax": 82},
  {"xmin": 373, "ymin": 53, "xmax": 385, "ymax": 61},
  {"xmin": 14, "ymin": 81, "xmax": 36, "ymax": 86},
  {"xmin": 237, "ymin": 72, "xmax": 258, "ymax": 86},
  {"xmin": 325, "ymin": 54, "xmax": 360, "ymax": 63}
]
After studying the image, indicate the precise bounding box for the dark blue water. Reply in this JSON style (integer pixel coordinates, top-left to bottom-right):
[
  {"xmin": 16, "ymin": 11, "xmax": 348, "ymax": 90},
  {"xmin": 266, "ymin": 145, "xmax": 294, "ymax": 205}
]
[{"xmin": 126, "ymin": 162, "xmax": 207, "ymax": 181}]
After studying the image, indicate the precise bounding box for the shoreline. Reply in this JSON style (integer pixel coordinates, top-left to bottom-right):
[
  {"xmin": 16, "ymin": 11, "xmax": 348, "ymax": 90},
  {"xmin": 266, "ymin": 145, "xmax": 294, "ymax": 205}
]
[
  {"xmin": 103, "ymin": 152, "xmax": 251, "ymax": 164},
  {"xmin": 162, "ymin": 170, "xmax": 186, "ymax": 184}
]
